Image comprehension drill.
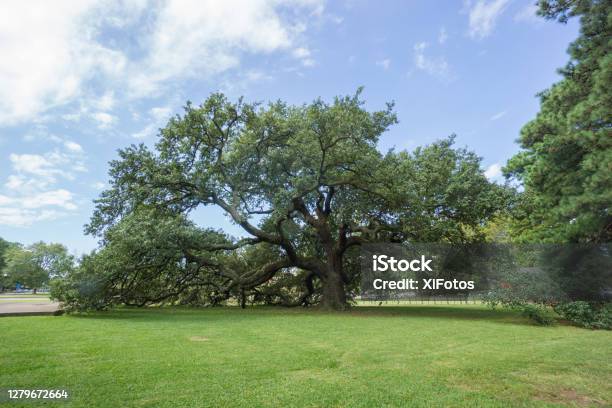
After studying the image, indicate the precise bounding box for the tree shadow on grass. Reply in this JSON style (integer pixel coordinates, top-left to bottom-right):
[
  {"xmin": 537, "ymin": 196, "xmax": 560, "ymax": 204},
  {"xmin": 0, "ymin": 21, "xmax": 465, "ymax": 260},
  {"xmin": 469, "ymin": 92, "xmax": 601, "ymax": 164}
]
[
  {"xmin": 69, "ymin": 306, "xmax": 272, "ymax": 323},
  {"xmin": 351, "ymin": 305, "xmax": 532, "ymax": 325},
  {"xmin": 68, "ymin": 304, "xmax": 533, "ymax": 327}
]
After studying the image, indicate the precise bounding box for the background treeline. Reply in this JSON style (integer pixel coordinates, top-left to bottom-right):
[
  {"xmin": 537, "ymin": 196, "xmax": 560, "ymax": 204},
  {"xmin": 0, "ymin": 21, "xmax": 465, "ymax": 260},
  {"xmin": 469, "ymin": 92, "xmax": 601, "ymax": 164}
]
[{"xmin": 0, "ymin": 238, "xmax": 74, "ymax": 293}]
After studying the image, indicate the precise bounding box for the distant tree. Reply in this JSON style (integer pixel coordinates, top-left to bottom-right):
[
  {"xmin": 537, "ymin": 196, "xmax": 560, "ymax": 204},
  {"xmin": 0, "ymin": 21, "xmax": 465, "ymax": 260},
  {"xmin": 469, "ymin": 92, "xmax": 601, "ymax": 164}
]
[
  {"xmin": 0, "ymin": 237, "xmax": 10, "ymax": 270},
  {"xmin": 0, "ymin": 237, "xmax": 13, "ymax": 290},
  {"xmin": 482, "ymin": 215, "xmax": 514, "ymax": 243},
  {"xmin": 5, "ymin": 242, "xmax": 74, "ymax": 293},
  {"xmin": 87, "ymin": 91, "xmax": 510, "ymax": 310},
  {"xmin": 505, "ymin": 0, "xmax": 612, "ymax": 242}
]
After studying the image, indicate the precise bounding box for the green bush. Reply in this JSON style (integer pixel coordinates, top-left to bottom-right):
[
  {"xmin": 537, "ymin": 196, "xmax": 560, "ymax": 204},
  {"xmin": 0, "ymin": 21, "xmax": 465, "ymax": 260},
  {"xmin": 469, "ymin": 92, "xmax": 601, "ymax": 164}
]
[
  {"xmin": 554, "ymin": 301, "xmax": 611, "ymax": 330},
  {"xmin": 519, "ymin": 304, "xmax": 556, "ymax": 326}
]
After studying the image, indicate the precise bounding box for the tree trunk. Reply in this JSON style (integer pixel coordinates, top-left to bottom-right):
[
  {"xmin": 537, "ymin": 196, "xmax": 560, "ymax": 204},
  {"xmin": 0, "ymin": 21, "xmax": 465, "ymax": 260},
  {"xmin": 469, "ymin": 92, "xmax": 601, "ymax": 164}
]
[
  {"xmin": 320, "ymin": 271, "xmax": 347, "ymax": 310},
  {"xmin": 319, "ymin": 251, "xmax": 349, "ymax": 310},
  {"xmin": 239, "ymin": 287, "xmax": 246, "ymax": 309}
]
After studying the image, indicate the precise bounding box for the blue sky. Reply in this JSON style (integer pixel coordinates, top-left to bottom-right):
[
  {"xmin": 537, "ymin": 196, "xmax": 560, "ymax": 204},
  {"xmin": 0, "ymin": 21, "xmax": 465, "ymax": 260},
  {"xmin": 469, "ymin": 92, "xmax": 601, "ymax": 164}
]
[{"xmin": 0, "ymin": 0, "xmax": 579, "ymax": 255}]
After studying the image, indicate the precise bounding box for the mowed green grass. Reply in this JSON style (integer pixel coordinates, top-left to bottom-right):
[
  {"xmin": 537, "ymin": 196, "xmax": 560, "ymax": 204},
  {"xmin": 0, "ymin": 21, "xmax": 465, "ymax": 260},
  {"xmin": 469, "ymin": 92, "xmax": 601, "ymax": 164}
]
[{"xmin": 1, "ymin": 305, "xmax": 610, "ymax": 407}]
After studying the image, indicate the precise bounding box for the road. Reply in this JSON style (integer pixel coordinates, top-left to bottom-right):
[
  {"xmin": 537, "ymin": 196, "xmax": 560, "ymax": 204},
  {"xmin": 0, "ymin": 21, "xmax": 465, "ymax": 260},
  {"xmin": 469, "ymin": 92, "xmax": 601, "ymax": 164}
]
[{"xmin": 0, "ymin": 295, "xmax": 61, "ymax": 316}]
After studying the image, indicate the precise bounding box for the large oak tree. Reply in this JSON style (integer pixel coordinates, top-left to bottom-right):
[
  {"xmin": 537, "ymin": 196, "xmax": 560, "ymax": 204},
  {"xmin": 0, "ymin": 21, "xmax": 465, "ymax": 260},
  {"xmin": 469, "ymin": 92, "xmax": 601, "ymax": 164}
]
[{"xmin": 88, "ymin": 91, "xmax": 508, "ymax": 309}]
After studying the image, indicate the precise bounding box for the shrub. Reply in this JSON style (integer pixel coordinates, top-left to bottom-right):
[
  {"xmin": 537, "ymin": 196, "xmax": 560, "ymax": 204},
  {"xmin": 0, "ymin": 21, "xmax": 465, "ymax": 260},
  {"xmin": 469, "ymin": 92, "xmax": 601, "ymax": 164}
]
[
  {"xmin": 485, "ymin": 295, "xmax": 556, "ymax": 326},
  {"xmin": 554, "ymin": 301, "xmax": 611, "ymax": 330},
  {"xmin": 519, "ymin": 304, "xmax": 556, "ymax": 326}
]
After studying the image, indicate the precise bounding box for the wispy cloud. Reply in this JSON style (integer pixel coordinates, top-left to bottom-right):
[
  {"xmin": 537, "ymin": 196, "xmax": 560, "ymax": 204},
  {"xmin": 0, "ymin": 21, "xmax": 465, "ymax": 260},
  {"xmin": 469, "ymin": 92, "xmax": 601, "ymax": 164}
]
[
  {"xmin": 376, "ymin": 58, "xmax": 391, "ymax": 70},
  {"xmin": 413, "ymin": 42, "xmax": 452, "ymax": 80},
  {"xmin": 514, "ymin": 3, "xmax": 540, "ymax": 24},
  {"xmin": 91, "ymin": 112, "xmax": 117, "ymax": 129},
  {"xmin": 0, "ymin": 207, "xmax": 70, "ymax": 227},
  {"xmin": 219, "ymin": 70, "xmax": 275, "ymax": 94},
  {"xmin": 132, "ymin": 106, "xmax": 174, "ymax": 139},
  {"xmin": 438, "ymin": 27, "xmax": 448, "ymax": 44},
  {"xmin": 132, "ymin": 124, "xmax": 158, "ymax": 140},
  {"xmin": 64, "ymin": 141, "xmax": 83, "ymax": 153},
  {"xmin": 490, "ymin": 110, "xmax": 507, "ymax": 121},
  {"xmin": 468, "ymin": 0, "xmax": 510, "ymax": 39},
  {"xmin": 93, "ymin": 91, "xmax": 116, "ymax": 111},
  {"xmin": 292, "ymin": 47, "xmax": 316, "ymax": 67}
]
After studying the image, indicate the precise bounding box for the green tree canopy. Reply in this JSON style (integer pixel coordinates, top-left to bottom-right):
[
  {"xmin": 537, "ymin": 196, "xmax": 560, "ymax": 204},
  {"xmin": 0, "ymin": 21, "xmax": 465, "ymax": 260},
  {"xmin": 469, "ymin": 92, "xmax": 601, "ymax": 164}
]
[
  {"xmin": 88, "ymin": 90, "xmax": 509, "ymax": 309},
  {"xmin": 4, "ymin": 242, "xmax": 74, "ymax": 293},
  {"xmin": 0, "ymin": 237, "xmax": 10, "ymax": 271},
  {"xmin": 0, "ymin": 237, "xmax": 16, "ymax": 289},
  {"xmin": 505, "ymin": 0, "xmax": 612, "ymax": 242}
]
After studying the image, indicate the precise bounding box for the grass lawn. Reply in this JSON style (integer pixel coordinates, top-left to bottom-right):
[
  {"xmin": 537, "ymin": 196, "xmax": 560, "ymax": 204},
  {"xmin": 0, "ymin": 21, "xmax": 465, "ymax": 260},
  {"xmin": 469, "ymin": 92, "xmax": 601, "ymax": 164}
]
[{"xmin": 0, "ymin": 305, "xmax": 610, "ymax": 407}]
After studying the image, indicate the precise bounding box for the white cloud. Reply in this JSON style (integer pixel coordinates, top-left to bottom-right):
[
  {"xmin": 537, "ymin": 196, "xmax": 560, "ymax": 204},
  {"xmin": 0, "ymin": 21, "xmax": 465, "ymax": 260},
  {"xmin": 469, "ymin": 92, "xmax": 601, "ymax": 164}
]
[
  {"xmin": 150, "ymin": 107, "xmax": 172, "ymax": 122},
  {"xmin": 245, "ymin": 70, "xmax": 273, "ymax": 82},
  {"xmin": 9, "ymin": 148, "xmax": 86, "ymax": 185},
  {"xmin": 132, "ymin": 123, "xmax": 158, "ymax": 140},
  {"xmin": 514, "ymin": 3, "xmax": 540, "ymax": 23},
  {"xmin": 490, "ymin": 110, "xmax": 507, "ymax": 120},
  {"xmin": 468, "ymin": 0, "xmax": 510, "ymax": 39},
  {"xmin": 0, "ymin": 1, "xmax": 127, "ymax": 125},
  {"xmin": 376, "ymin": 59, "xmax": 391, "ymax": 70},
  {"xmin": 484, "ymin": 163, "xmax": 503, "ymax": 180},
  {"xmin": 0, "ymin": 195, "xmax": 13, "ymax": 206},
  {"xmin": 4, "ymin": 175, "xmax": 48, "ymax": 192},
  {"xmin": 413, "ymin": 42, "xmax": 451, "ymax": 79},
  {"xmin": 292, "ymin": 47, "xmax": 316, "ymax": 67},
  {"xmin": 132, "ymin": 106, "xmax": 174, "ymax": 139},
  {"xmin": 0, "ymin": 142, "xmax": 85, "ymax": 226},
  {"xmin": 20, "ymin": 128, "xmax": 87, "ymax": 157},
  {"xmin": 128, "ymin": 0, "xmax": 323, "ymax": 96},
  {"xmin": 0, "ymin": 184, "xmax": 78, "ymax": 226},
  {"xmin": 64, "ymin": 140, "xmax": 83, "ymax": 153},
  {"xmin": 61, "ymin": 112, "xmax": 82, "ymax": 122},
  {"xmin": 0, "ymin": 0, "xmax": 324, "ymax": 125},
  {"xmin": 21, "ymin": 189, "xmax": 77, "ymax": 210},
  {"xmin": 94, "ymin": 91, "xmax": 115, "ymax": 111},
  {"xmin": 292, "ymin": 47, "xmax": 311, "ymax": 59},
  {"xmin": 0, "ymin": 207, "xmax": 67, "ymax": 227},
  {"xmin": 91, "ymin": 112, "xmax": 117, "ymax": 129},
  {"xmin": 9, "ymin": 154, "xmax": 68, "ymax": 181},
  {"xmin": 438, "ymin": 27, "xmax": 448, "ymax": 44},
  {"xmin": 219, "ymin": 70, "xmax": 274, "ymax": 94}
]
